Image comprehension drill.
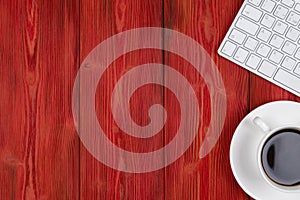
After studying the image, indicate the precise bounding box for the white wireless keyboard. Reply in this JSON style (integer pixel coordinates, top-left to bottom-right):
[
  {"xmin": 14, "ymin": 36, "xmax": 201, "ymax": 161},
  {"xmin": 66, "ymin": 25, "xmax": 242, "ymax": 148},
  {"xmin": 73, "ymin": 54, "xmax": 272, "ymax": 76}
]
[{"xmin": 218, "ymin": 0, "xmax": 300, "ymax": 97}]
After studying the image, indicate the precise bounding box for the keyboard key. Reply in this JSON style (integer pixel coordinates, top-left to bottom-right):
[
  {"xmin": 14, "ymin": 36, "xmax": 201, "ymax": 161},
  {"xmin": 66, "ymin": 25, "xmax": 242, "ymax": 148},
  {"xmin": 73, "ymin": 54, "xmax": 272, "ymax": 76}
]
[
  {"xmin": 248, "ymin": 0, "xmax": 263, "ymax": 6},
  {"xmin": 274, "ymin": 69, "xmax": 300, "ymax": 93},
  {"xmin": 221, "ymin": 41, "xmax": 237, "ymax": 56},
  {"xmin": 294, "ymin": 63, "xmax": 300, "ymax": 75},
  {"xmin": 281, "ymin": 0, "xmax": 295, "ymax": 7},
  {"xmin": 257, "ymin": 28, "xmax": 272, "ymax": 42},
  {"xmin": 242, "ymin": 5, "xmax": 263, "ymax": 21},
  {"xmin": 257, "ymin": 43, "xmax": 271, "ymax": 57},
  {"xmin": 282, "ymin": 41, "xmax": 297, "ymax": 54},
  {"xmin": 295, "ymin": 48, "xmax": 300, "ymax": 59},
  {"xmin": 246, "ymin": 54, "xmax": 261, "ymax": 69},
  {"xmin": 274, "ymin": 5, "xmax": 289, "ymax": 19},
  {"xmin": 269, "ymin": 50, "xmax": 284, "ymax": 63},
  {"xmin": 287, "ymin": 12, "xmax": 300, "ymax": 25},
  {"xmin": 229, "ymin": 29, "xmax": 247, "ymax": 44},
  {"xmin": 269, "ymin": 34, "xmax": 284, "ymax": 48},
  {"xmin": 295, "ymin": 4, "xmax": 300, "ymax": 12},
  {"xmin": 234, "ymin": 47, "xmax": 249, "ymax": 63},
  {"xmin": 261, "ymin": 14, "xmax": 276, "ymax": 28},
  {"xmin": 244, "ymin": 37, "xmax": 259, "ymax": 50},
  {"xmin": 281, "ymin": 56, "xmax": 296, "ymax": 70},
  {"xmin": 236, "ymin": 17, "xmax": 259, "ymax": 35},
  {"xmin": 242, "ymin": 5, "xmax": 262, "ymax": 22},
  {"xmin": 286, "ymin": 27, "xmax": 300, "ymax": 41},
  {"xmin": 261, "ymin": 0, "xmax": 276, "ymax": 12},
  {"xmin": 259, "ymin": 60, "xmax": 277, "ymax": 77},
  {"xmin": 273, "ymin": 21, "xmax": 288, "ymax": 34}
]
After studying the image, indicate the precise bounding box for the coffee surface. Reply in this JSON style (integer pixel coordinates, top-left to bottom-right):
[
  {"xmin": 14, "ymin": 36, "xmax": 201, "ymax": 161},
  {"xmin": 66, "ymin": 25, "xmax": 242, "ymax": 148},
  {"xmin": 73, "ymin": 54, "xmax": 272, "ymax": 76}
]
[{"xmin": 262, "ymin": 129, "xmax": 300, "ymax": 186}]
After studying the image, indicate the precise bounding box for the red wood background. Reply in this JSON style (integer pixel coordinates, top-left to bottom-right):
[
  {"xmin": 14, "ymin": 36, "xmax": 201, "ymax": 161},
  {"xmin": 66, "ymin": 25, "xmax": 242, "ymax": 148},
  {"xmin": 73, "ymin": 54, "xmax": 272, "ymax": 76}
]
[{"xmin": 1, "ymin": 0, "xmax": 300, "ymax": 199}]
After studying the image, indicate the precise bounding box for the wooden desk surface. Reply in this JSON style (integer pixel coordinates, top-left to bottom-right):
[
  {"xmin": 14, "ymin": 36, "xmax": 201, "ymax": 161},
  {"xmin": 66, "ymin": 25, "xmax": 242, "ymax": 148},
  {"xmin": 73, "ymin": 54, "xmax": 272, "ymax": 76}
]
[{"xmin": 1, "ymin": 0, "xmax": 300, "ymax": 199}]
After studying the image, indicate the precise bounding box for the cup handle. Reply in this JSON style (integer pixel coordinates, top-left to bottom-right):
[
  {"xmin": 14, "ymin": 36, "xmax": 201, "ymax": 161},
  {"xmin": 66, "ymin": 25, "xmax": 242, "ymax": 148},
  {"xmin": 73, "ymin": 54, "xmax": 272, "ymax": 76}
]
[{"xmin": 253, "ymin": 116, "xmax": 271, "ymax": 133}]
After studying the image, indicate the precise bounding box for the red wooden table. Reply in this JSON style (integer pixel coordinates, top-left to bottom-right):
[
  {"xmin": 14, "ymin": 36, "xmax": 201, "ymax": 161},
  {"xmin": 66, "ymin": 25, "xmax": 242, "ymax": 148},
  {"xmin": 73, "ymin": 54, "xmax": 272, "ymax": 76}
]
[{"xmin": 1, "ymin": 0, "xmax": 300, "ymax": 199}]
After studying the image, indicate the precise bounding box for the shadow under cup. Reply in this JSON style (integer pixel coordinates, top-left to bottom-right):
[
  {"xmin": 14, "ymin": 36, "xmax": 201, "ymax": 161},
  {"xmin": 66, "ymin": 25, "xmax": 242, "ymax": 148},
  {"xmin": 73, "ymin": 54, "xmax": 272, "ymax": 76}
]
[{"xmin": 261, "ymin": 129, "xmax": 300, "ymax": 187}]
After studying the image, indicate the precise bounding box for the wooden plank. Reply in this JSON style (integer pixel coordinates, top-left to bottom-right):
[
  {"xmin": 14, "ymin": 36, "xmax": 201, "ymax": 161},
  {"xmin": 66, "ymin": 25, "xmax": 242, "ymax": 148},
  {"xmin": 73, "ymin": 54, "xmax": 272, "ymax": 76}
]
[
  {"xmin": 0, "ymin": 0, "xmax": 80, "ymax": 199},
  {"xmin": 36, "ymin": 0, "xmax": 80, "ymax": 199},
  {"xmin": 163, "ymin": 0, "xmax": 250, "ymax": 199},
  {"xmin": 0, "ymin": 1, "xmax": 27, "ymax": 199},
  {"xmin": 79, "ymin": 0, "xmax": 164, "ymax": 199}
]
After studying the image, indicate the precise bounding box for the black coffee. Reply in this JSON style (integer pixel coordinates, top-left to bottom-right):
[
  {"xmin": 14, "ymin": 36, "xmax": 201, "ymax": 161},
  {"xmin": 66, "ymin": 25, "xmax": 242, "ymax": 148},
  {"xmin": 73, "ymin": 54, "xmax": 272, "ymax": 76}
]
[{"xmin": 261, "ymin": 129, "xmax": 300, "ymax": 186}]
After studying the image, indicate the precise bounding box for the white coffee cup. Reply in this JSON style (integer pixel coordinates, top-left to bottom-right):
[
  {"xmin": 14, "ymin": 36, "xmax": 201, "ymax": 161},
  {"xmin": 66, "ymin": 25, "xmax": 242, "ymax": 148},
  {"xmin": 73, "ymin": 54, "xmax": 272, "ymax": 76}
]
[{"xmin": 253, "ymin": 116, "xmax": 300, "ymax": 193}]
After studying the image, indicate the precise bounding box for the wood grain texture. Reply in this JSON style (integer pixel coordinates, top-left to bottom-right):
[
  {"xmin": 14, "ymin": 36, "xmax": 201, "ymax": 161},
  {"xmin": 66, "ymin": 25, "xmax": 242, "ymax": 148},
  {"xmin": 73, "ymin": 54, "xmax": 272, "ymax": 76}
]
[
  {"xmin": 3, "ymin": 0, "xmax": 300, "ymax": 199},
  {"xmin": 0, "ymin": 1, "xmax": 27, "ymax": 199},
  {"xmin": 163, "ymin": 0, "xmax": 249, "ymax": 199},
  {"xmin": 79, "ymin": 0, "xmax": 164, "ymax": 199},
  {"xmin": 0, "ymin": 0, "xmax": 80, "ymax": 199}
]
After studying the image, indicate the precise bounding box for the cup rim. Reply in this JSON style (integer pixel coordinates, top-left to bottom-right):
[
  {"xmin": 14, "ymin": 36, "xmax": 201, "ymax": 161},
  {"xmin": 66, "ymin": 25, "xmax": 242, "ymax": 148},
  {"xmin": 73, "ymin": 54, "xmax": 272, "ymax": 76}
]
[
  {"xmin": 230, "ymin": 100, "xmax": 300, "ymax": 199},
  {"xmin": 257, "ymin": 125, "xmax": 300, "ymax": 193}
]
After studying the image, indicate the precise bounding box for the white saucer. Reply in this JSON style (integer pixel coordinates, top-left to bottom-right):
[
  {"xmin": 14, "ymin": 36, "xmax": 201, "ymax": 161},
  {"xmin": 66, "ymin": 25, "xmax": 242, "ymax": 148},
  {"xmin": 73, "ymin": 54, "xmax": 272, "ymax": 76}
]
[{"xmin": 230, "ymin": 101, "xmax": 300, "ymax": 200}]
